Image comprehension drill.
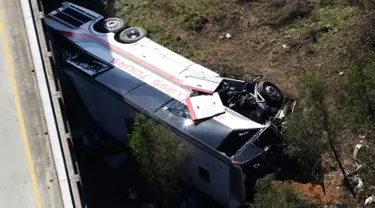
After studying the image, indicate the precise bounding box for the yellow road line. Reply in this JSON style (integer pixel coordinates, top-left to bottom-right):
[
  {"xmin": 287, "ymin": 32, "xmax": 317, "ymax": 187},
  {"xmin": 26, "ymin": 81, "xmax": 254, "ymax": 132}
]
[{"xmin": 0, "ymin": 11, "xmax": 42, "ymax": 208}]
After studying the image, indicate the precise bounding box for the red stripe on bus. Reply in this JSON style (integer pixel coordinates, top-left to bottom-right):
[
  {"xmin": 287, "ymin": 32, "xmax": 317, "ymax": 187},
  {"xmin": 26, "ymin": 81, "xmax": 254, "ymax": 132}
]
[
  {"xmin": 57, "ymin": 29, "xmax": 214, "ymax": 94},
  {"xmin": 182, "ymin": 84, "xmax": 213, "ymax": 94},
  {"xmin": 60, "ymin": 30, "xmax": 183, "ymax": 83},
  {"xmin": 185, "ymin": 97, "xmax": 197, "ymax": 120}
]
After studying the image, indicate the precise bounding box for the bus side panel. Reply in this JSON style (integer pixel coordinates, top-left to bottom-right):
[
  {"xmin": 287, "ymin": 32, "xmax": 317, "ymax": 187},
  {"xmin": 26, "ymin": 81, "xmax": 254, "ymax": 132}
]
[
  {"xmin": 64, "ymin": 68, "xmax": 136, "ymax": 143},
  {"xmin": 176, "ymin": 134, "xmax": 242, "ymax": 207},
  {"xmin": 64, "ymin": 67, "xmax": 246, "ymax": 207},
  {"xmin": 229, "ymin": 165, "xmax": 246, "ymax": 208},
  {"xmin": 63, "ymin": 66, "xmax": 245, "ymax": 208}
]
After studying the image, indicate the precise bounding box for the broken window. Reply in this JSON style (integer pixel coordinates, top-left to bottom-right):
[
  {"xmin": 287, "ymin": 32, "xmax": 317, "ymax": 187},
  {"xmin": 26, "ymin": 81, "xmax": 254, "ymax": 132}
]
[
  {"xmin": 216, "ymin": 130, "xmax": 258, "ymax": 157},
  {"xmin": 217, "ymin": 126, "xmax": 283, "ymax": 158},
  {"xmin": 166, "ymin": 102, "xmax": 191, "ymax": 118},
  {"xmin": 198, "ymin": 166, "xmax": 210, "ymax": 183},
  {"xmin": 252, "ymin": 125, "xmax": 283, "ymax": 149},
  {"xmin": 63, "ymin": 50, "xmax": 112, "ymax": 76}
]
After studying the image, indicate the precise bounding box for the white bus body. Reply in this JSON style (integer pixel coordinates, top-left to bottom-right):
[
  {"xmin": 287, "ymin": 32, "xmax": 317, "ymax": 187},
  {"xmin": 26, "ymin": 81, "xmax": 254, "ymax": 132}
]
[{"xmin": 45, "ymin": 2, "xmax": 289, "ymax": 207}]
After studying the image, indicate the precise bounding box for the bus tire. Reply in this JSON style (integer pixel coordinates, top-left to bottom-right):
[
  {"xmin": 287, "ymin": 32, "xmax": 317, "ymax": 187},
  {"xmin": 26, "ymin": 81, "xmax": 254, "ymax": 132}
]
[
  {"xmin": 257, "ymin": 81, "xmax": 284, "ymax": 109},
  {"xmin": 99, "ymin": 17, "xmax": 126, "ymax": 33},
  {"xmin": 118, "ymin": 27, "xmax": 147, "ymax": 43}
]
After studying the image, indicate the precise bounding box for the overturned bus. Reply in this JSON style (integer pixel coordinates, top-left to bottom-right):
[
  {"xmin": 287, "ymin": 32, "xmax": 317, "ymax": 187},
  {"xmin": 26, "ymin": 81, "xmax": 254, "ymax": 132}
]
[{"xmin": 45, "ymin": 2, "xmax": 294, "ymax": 207}]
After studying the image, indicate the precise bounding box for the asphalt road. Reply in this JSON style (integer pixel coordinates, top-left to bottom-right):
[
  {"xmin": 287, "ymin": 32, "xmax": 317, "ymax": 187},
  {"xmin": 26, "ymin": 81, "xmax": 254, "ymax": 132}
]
[{"xmin": 0, "ymin": 0, "xmax": 64, "ymax": 207}]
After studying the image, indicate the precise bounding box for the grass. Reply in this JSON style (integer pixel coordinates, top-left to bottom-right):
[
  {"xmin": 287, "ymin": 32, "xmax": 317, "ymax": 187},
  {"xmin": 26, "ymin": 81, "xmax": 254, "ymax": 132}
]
[
  {"xmin": 109, "ymin": 0, "xmax": 365, "ymax": 93},
  {"xmin": 284, "ymin": 5, "xmax": 356, "ymax": 34}
]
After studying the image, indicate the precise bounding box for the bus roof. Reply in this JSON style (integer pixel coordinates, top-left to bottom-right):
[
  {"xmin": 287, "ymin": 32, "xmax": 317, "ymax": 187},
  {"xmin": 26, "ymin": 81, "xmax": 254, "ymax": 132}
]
[{"xmin": 45, "ymin": 2, "xmax": 266, "ymax": 150}]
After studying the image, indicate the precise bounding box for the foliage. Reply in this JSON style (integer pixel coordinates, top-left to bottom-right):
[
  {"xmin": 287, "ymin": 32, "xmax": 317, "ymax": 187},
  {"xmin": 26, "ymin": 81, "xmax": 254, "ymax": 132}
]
[
  {"xmin": 346, "ymin": 53, "xmax": 375, "ymax": 126},
  {"xmin": 300, "ymin": 71, "xmax": 328, "ymax": 106},
  {"xmin": 284, "ymin": 1, "xmax": 356, "ymax": 35},
  {"xmin": 299, "ymin": 72, "xmax": 343, "ymax": 135},
  {"xmin": 285, "ymin": 72, "xmax": 355, "ymax": 195},
  {"xmin": 249, "ymin": 174, "xmax": 319, "ymax": 208},
  {"xmin": 283, "ymin": 108, "xmax": 326, "ymax": 169},
  {"xmin": 344, "ymin": 48, "xmax": 375, "ymax": 202},
  {"xmin": 283, "ymin": 73, "xmax": 331, "ymax": 170},
  {"xmin": 128, "ymin": 113, "xmax": 188, "ymax": 202}
]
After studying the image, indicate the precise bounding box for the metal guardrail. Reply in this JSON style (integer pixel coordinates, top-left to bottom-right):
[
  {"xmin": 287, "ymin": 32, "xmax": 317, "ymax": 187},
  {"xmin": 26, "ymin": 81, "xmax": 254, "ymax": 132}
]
[{"xmin": 19, "ymin": 0, "xmax": 85, "ymax": 207}]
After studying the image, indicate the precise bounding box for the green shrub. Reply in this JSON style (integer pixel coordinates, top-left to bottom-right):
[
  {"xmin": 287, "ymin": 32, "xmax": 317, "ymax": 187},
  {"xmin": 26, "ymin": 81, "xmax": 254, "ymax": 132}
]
[
  {"xmin": 346, "ymin": 54, "xmax": 375, "ymax": 125},
  {"xmin": 249, "ymin": 174, "xmax": 319, "ymax": 208},
  {"xmin": 128, "ymin": 114, "xmax": 188, "ymax": 202},
  {"xmin": 283, "ymin": 72, "xmax": 330, "ymax": 170},
  {"xmin": 284, "ymin": 72, "xmax": 354, "ymax": 195},
  {"xmin": 283, "ymin": 109, "xmax": 326, "ymax": 169}
]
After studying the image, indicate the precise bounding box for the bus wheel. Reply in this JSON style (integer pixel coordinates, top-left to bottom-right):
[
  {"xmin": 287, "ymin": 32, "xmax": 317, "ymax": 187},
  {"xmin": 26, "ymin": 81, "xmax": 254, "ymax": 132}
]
[
  {"xmin": 257, "ymin": 81, "xmax": 284, "ymax": 109},
  {"xmin": 118, "ymin": 27, "xmax": 147, "ymax": 43},
  {"xmin": 99, "ymin": 17, "xmax": 126, "ymax": 33}
]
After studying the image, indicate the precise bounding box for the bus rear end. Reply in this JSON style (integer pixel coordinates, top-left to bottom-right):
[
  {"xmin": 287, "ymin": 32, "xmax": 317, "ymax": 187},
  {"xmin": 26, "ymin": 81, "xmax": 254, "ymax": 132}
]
[{"xmin": 47, "ymin": 2, "xmax": 102, "ymax": 31}]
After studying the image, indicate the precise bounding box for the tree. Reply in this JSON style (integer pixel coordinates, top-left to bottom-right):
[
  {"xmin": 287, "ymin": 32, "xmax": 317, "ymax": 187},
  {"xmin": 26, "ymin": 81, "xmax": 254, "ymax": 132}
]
[
  {"xmin": 302, "ymin": 72, "xmax": 353, "ymax": 196},
  {"xmin": 283, "ymin": 107, "xmax": 327, "ymax": 170},
  {"xmin": 284, "ymin": 72, "xmax": 354, "ymax": 196},
  {"xmin": 128, "ymin": 113, "xmax": 189, "ymax": 204},
  {"xmin": 346, "ymin": 53, "xmax": 375, "ymax": 125},
  {"xmin": 249, "ymin": 174, "xmax": 318, "ymax": 208}
]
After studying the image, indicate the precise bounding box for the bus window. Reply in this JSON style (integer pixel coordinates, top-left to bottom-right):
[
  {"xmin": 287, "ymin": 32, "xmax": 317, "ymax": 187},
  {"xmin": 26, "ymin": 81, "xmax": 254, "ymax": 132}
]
[
  {"xmin": 53, "ymin": 7, "xmax": 94, "ymax": 27},
  {"xmin": 63, "ymin": 50, "xmax": 112, "ymax": 76},
  {"xmin": 198, "ymin": 166, "xmax": 210, "ymax": 183}
]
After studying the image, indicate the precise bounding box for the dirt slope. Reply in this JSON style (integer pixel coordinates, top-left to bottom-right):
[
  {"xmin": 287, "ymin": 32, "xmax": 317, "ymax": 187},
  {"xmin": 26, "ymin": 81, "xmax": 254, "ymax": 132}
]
[{"xmin": 109, "ymin": 0, "xmax": 373, "ymax": 95}]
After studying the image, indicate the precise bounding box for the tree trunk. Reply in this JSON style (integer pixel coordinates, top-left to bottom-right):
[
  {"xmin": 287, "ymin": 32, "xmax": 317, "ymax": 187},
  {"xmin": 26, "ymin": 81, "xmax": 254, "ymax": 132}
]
[
  {"xmin": 327, "ymin": 132, "xmax": 355, "ymax": 197},
  {"xmin": 316, "ymin": 99, "xmax": 356, "ymax": 197}
]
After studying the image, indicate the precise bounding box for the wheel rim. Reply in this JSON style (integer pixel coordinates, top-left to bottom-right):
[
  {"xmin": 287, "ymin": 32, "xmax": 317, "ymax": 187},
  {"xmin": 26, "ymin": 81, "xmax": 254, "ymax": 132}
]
[
  {"xmin": 105, "ymin": 20, "xmax": 120, "ymax": 29},
  {"xmin": 265, "ymin": 85, "xmax": 281, "ymax": 101},
  {"xmin": 126, "ymin": 29, "xmax": 141, "ymax": 39}
]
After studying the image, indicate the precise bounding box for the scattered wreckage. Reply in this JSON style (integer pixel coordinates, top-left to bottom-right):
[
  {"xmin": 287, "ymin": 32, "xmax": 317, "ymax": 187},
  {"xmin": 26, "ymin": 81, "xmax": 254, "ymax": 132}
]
[
  {"xmin": 45, "ymin": 2, "xmax": 295, "ymax": 208},
  {"xmin": 350, "ymin": 136, "xmax": 375, "ymax": 207}
]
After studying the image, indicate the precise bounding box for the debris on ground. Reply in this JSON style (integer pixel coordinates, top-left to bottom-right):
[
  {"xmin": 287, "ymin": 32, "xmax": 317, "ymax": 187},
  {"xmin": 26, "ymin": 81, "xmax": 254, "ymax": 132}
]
[
  {"xmin": 353, "ymin": 140, "xmax": 363, "ymax": 160},
  {"xmin": 365, "ymin": 195, "xmax": 375, "ymax": 206},
  {"xmin": 220, "ymin": 33, "xmax": 232, "ymax": 39},
  {"xmin": 352, "ymin": 136, "xmax": 369, "ymax": 172},
  {"xmin": 351, "ymin": 175, "xmax": 364, "ymax": 195}
]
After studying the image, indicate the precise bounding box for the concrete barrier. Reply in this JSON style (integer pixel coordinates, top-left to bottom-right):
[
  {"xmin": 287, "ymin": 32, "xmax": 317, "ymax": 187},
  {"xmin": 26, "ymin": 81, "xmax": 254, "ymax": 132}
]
[{"xmin": 19, "ymin": 0, "xmax": 84, "ymax": 207}]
